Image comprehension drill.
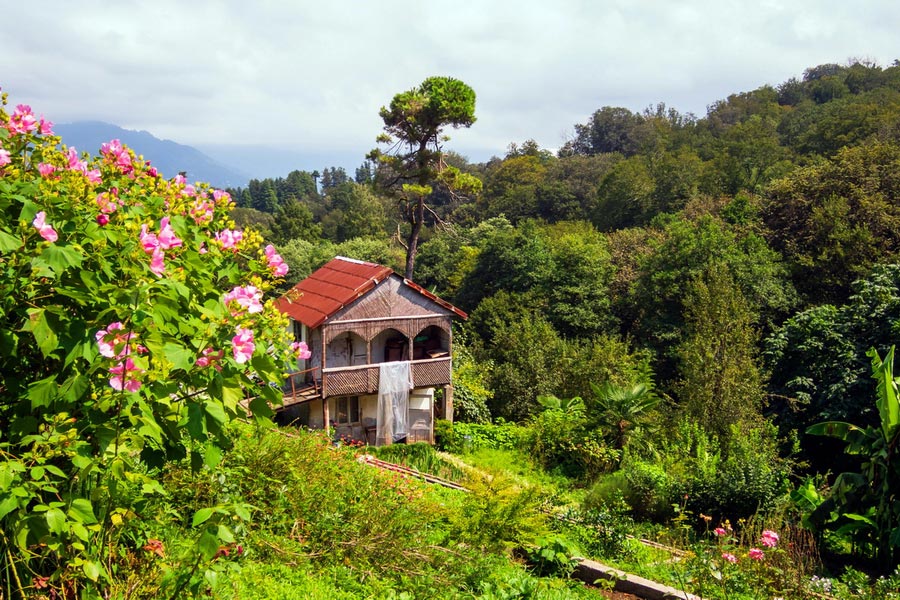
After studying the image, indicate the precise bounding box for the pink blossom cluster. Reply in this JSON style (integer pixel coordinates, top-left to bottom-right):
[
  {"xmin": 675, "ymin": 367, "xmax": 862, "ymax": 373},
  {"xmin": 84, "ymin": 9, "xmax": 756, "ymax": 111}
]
[
  {"xmin": 6, "ymin": 104, "xmax": 51, "ymax": 135},
  {"xmin": 140, "ymin": 217, "xmax": 183, "ymax": 276},
  {"xmin": 212, "ymin": 189, "xmax": 231, "ymax": 205},
  {"xmin": 223, "ymin": 285, "xmax": 263, "ymax": 316},
  {"xmin": 100, "ymin": 138, "xmax": 133, "ymax": 175},
  {"xmin": 721, "ymin": 552, "xmax": 737, "ymax": 564},
  {"xmin": 96, "ymin": 322, "xmax": 147, "ymax": 391},
  {"xmin": 290, "ymin": 341, "xmax": 312, "ymax": 360},
  {"xmin": 232, "ymin": 328, "xmax": 255, "ymax": 364},
  {"xmin": 196, "ymin": 347, "xmax": 225, "ymax": 371},
  {"xmin": 748, "ymin": 547, "xmax": 764, "ymax": 561},
  {"xmin": 65, "ymin": 147, "xmax": 102, "ymax": 184},
  {"xmin": 32, "ymin": 211, "xmax": 58, "ymax": 242},
  {"xmin": 37, "ymin": 163, "xmax": 56, "ymax": 177},
  {"xmin": 188, "ymin": 194, "xmax": 215, "ymax": 224},
  {"xmin": 760, "ymin": 529, "xmax": 779, "ymax": 548},
  {"xmin": 214, "ymin": 229, "xmax": 243, "ymax": 251},
  {"xmin": 0, "ymin": 145, "xmax": 10, "ymax": 167},
  {"xmin": 714, "ymin": 527, "xmax": 727, "ymax": 536},
  {"xmin": 264, "ymin": 244, "xmax": 289, "ymax": 277}
]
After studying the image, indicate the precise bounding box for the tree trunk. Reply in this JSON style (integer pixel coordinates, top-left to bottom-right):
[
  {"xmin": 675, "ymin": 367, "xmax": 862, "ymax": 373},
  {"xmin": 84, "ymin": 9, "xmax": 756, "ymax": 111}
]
[{"xmin": 405, "ymin": 195, "xmax": 425, "ymax": 279}]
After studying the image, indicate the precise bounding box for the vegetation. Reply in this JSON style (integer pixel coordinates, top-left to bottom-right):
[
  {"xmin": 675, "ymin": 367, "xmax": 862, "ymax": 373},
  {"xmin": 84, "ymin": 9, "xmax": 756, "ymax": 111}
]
[{"xmin": 4, "ymin": 58, "xmax": 900, "ymax": 597}]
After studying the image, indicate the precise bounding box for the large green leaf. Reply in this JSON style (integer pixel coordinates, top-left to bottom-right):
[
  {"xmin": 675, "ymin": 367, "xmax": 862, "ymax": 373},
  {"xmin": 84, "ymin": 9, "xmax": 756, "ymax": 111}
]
[
  {"xmin": 68, "ymin": 498, "xmax": 98, "ymax": 525},
  {"xmin": 27, "ymin": 375, "xmax": 58, "ymax": 409},
  {"xmin": 868, "ymin": 347, "xmax": 900, "ymax": 443},
  {"xmin": 24, "ymin": 308, "xmax": 58, "ymax": 358},
  {"xmin": 0, "ymin": 228, "xmax": 21, "ymax": 252},
  {"xmin": 45, "ymin": 507, "xmax": 66, "ymax": 535},
  {"xmin": 163, "ymin": 341, "xmax": 195, "ymax": 373}
]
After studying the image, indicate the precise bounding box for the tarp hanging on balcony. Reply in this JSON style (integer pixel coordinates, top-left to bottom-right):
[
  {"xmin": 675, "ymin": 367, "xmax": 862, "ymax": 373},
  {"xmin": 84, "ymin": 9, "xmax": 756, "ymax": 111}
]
[{"xmin": 376, "ymin": 361, "xmax": 413, "ymax": 446}]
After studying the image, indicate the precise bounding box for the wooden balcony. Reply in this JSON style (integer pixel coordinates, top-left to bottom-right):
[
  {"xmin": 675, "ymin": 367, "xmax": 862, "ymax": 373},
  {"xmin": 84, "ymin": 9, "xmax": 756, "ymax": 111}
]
[{"xmin": 322, "ymin": 357, "xmax": 452, "ymax": 397}]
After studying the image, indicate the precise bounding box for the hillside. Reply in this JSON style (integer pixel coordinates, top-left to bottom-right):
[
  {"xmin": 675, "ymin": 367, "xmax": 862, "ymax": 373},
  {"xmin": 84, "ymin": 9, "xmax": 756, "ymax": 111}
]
[{"xmin": 54, "ymin": 121, "xmax": 249, "ymax": 188}]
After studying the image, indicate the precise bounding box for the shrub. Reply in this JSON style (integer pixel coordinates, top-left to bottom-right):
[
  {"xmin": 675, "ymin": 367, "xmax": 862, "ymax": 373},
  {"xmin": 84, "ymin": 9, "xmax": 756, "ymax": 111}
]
[{"xmin": 0, "ymin": 93, "xmax": 299, "ymax": 595}]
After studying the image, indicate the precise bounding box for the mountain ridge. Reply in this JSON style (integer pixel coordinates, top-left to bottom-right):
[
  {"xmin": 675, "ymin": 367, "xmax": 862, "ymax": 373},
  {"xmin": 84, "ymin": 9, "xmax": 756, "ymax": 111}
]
[{"xmin": 53, "ymin": 121, "xmax": 250, "ymax": 188}]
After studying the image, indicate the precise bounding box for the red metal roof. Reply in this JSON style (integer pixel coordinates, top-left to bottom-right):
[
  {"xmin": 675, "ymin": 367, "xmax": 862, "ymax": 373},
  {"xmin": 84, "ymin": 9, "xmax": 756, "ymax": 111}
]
[{"xmin": 275, "ymin": 256, "xmax": 467, "ymax": 328}]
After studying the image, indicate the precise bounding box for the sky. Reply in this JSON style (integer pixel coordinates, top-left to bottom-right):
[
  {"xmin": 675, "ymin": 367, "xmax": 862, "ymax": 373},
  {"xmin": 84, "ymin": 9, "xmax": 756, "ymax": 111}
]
[{"xmin": 2, "ymin": 0, "xmax": 898, "ymax": 178}]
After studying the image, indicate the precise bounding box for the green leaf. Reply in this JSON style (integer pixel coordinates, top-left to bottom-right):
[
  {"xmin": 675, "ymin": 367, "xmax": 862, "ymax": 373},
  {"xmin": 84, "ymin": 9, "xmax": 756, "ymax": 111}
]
[
  {"xmin": 24, "ymin": 308, "xmax": 58, "ymax": 358},
  {"xmin": 45, "ymin": 507, "xmax": 66, "ymax": 535},
  {"xmin": 82, "ymin": 560, "xmax": 102, "ymax": 582},
  {"xmin": 868, "ymin": 347, "xmax": 900, "ymax": 443},
  {"xmin": 192, "ymin": 507, "xmax": 215, "ymax": 527},
  {"xmin": 217, "ymin": 523, "xmax": 235, "ymax": 543},
  {"xmin": 30, "ymin": 466, "xmax": 45, "ymax": 481},
  {"xmin": 219, "ymin": 377, "xmax": 244, "ymax": 409},
  {"xmin": 27, "ymin": 375, "xmax": 58, "ymax": 409},
  {"xmin": 68, "ymin": 498, "xmax": 98, "ymax": 525},
  {"xmin": 0, "ymin": 228, "xmax": 21, "ymax": 252},
  {"xmin": 36, "ymin": 243, "xmax": 84, "ymax": 274},
  {"xmin": 0, "ymin": 495, "xmax": 19, "ymax": 520},
  {"xmin": 204, "ymin": 443, "xmax": 223, "ymax": 468},
  {"xmin": 251, "ymin": 353, "xmax": 282, "ymax": 383},
  {"xmin": 186, "ymin": 402, "xmax": 206, "ymax": 440},
  {"xmin": 204, "ymin": 401, "xmax": 227, "ymax": 426},
  {"xmin": 198, "ymin": 530, "xmax": 220, "ymax": 560},
  {"xmin": 163, "ymin": 341, "xmax": 194, "ymax": 372}
]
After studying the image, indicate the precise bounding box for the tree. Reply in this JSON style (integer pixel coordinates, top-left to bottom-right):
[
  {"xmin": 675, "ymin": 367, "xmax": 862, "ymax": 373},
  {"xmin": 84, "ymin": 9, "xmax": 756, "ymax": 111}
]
[
  {"xmin": 676, "ymin": 264, "xmax": 765, "ymax": 443},
  {"xmin": 268, "ymin": 197, "xmax": 320, "ymax": 245},
  {"xmin": 368, "ymin": 76, "xmax": 481, "ymax": 279},
  {"xmin": 0, "ymin": 97, "xmax": 301, "ymax": 591}
]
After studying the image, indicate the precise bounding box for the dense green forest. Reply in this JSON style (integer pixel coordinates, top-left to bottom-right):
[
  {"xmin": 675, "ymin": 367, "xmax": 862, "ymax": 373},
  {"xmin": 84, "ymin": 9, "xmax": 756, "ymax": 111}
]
[
  {"xmin": 4, "ymin": 59, "xmax": 900, "ymax": 599},
  {"xmin": 231, "ymin": 58, "xmax": 900, "ymax": 450}
]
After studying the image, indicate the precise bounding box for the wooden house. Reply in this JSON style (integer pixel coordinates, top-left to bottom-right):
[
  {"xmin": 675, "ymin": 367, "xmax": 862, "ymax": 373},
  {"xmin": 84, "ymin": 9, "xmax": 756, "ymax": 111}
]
[{"xmin": 274, "ymin": 256, "xmax": 467, "ymax": 445}]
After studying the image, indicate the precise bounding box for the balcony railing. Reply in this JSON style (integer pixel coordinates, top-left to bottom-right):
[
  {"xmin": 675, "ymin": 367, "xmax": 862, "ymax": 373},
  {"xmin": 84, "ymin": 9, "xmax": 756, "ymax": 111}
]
[{"xmin": 322, "ymin": 357, "xmax": 452, "ymax": 397}]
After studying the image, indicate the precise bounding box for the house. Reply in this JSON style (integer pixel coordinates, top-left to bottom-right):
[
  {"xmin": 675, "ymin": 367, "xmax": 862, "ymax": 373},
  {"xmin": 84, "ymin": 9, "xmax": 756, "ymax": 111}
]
[{"xmin": 274, "ymin": 256, "xmax": 467, "ymax": 445}]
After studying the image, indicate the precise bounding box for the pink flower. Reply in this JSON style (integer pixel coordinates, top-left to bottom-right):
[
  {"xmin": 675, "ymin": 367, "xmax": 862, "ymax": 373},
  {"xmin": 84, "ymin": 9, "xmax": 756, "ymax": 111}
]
[
  {"xmin": 101, "ymin": 139, "xmax": 124, "ymax": 157},
  {"xmin": 232, "ymin": 328, "xmax": 255, "ymax": 364},
  {"xmin": 97, "ymin": 214, "xmax": 110, "ymax": 226},
  {"xmin": 760, "ymin": 530, "xmax": 779, "ymax": 548},
  {"xmin": 196, "ymin": 348, "xmax": 224, "ymax": 371},
  {"xmin": 66, "ymin": 147, "xmax": 87, "ymax": 174},
  {"xmin": 212, "ymin": 189, "xmax": 231, "ymax": 204},
  {"xmin": 139, "ymin": 224, "xmax": 159, "ymax": 253},
  {"xmin": 37, "ymin": 163, "xmax": 56, "ymax": 177},
  {"xmin": 109, "ymin": 357, "xmax": 144, "ymax": 392},
  {"xmin": 721, "ymin": 552, "xmax": 737, "ymax": 564},
  {"xmin": 291, "ymin": 341, "xmax": 312, "ymax": 360},
  {"xmin": 714, "ymin": 527, "xmax": 727, "ymax": 537},
  {"xmin": 0, "ymin": 147, "xmax": 9, "ymax": 167},
  {"xmin": 223, "ymin": 285, "xmax": 263, "ymax": 315},
  {"xmin": 32, "ymin": 211, "xmax": 58, "ymax": 242},
  {"xmin": 188, "ymin": 197, "xmax": 214, "ymax": 224},
  {"xmin": 146, "ymin": 164, "xmax": 158, "ymax": 178},
  {"xmin": 38, "ymin": 117, "xmax": 53, "ymax": 135},
  {"xmin": 174, "ymin": 174, "xmax": 186, "ymax": 185},
  {"xmin": 748, "ymin": 548, "xmax": 764, "ymax": 561},
  {"xmin": 198, "ymin": 242, "xmax": 208, "ymax": 254},
  {"xmin": 157, "ymin": 217, "xmax": 182, "ymax": 250},
  {"xmin": 214, "ymin": 229, "xmax": 243, "ymax": 251},
  {"xmin": 7, "ymin": 104, "xmax": 37, "ymax": 135},
  {"xmin": 96, "ymin": 190, "xmax": 119, "ymax": 214},
  {"xmin": 96, "ymin": 322, "xmax": 138, "ymax": 358},
  {"xmin": 264, "ymin": 244, "xmax": 289, "ymax": 277},
  {"xmin": 149, "ymin": 247, "xmax": 165, "ymax": 276},
  {"xmin": 86, "ymin": 169, "xmax": 102, "ymax": 184}
]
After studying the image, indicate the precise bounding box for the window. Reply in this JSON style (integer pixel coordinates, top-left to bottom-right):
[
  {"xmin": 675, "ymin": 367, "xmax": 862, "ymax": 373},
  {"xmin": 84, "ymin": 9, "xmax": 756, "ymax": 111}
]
[{"xmin": 335, "ymin": 396, "xmax": 359, "ymax": 424}]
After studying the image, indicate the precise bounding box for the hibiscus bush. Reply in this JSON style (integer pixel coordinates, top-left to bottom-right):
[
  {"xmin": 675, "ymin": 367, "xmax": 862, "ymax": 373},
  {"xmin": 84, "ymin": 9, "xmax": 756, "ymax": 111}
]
[{"xmin": 0, "ymin": 90, "xmax": 306, "ymax": 596}]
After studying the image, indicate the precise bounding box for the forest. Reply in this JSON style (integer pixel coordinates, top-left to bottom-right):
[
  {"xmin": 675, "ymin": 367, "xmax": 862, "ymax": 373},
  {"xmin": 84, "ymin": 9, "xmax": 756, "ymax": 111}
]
[{"xmin": 2, "ymin": 58, "xmax": 900, "ymax": 598}]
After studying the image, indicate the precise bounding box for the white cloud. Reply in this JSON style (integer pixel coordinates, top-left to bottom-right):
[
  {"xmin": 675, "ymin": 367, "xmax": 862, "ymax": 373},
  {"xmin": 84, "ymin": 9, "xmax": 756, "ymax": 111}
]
[{"xmin": 2, "ymin": 0, "xmax": 897, "ymax": 170}]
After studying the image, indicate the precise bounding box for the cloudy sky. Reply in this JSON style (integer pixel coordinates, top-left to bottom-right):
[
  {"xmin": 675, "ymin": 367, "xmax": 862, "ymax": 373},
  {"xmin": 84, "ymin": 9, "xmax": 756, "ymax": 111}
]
[{"xmin": 2, "ymin": 0, "xmax": 897, "ymax": 176}]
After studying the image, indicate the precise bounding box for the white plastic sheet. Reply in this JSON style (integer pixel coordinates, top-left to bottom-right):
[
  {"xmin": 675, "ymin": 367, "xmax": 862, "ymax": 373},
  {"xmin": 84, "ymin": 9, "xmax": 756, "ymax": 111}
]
[{"xmin": 375, "ymin": 361, "xmax": 413, "ymax": 445}]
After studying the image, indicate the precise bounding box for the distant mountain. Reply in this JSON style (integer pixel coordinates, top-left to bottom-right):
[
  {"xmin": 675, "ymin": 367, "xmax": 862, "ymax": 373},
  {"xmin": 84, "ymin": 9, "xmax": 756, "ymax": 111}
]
[{"xmin": 54, "ymin": 121, "xmax": 250, "ymax": 188}]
